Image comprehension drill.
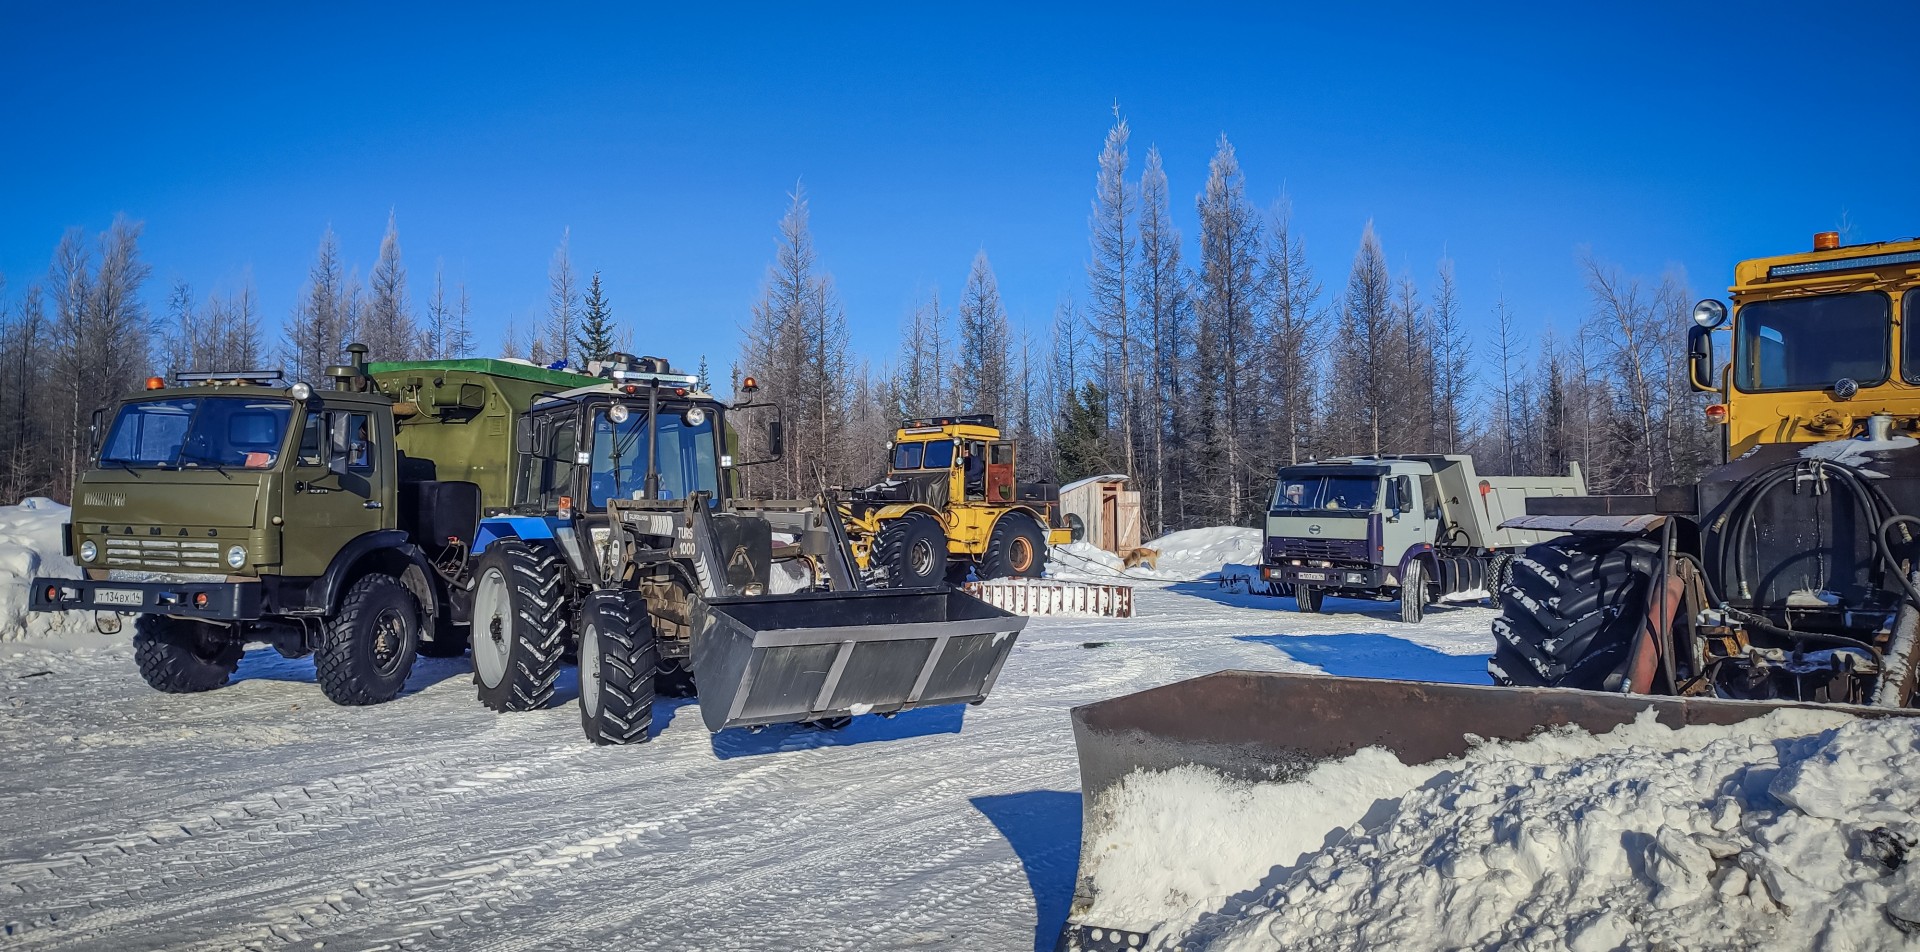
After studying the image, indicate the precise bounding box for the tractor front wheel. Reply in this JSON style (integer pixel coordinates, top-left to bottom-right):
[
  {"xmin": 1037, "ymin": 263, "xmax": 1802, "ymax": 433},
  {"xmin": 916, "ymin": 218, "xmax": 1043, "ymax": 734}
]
[
  {"xmin": 578, "ymin": 590, "xmax": 657, "ymax": 746},
  {"xmin": 876, "ymin": 513, "xmax": 948, "ymax": 588},
  {"xmin": 1489, "ymin": 535, "xmax": 1659, "ymax": 690},
  {"xmin": 470, "ymin": 541, "xmax": 569, "ymax": 712},
  {"xmin": 982, "ymin": 514, "xmax": 1048, "ymax": 580}
]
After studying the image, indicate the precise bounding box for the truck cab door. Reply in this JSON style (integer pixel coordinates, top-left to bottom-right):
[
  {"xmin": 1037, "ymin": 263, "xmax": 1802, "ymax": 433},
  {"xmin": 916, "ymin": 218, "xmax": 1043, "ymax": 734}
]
[
  {"xmin": 986, "ymin": 441, "xmax": 1016, "ymax": 503},
  {"xmin": 1386, "ymin": 474, "xmax": 1430, "ymax": 553},
  {"xmin": 283, "ymin": 408, "xmax": 390, "ymax": 576}
]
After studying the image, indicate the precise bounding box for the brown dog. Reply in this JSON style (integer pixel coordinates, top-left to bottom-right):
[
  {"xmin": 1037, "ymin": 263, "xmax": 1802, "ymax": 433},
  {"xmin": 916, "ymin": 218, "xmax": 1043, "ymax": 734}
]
[{"xmin": 1121, "ymin": 547, "xmax": 1161, "ymax": 570}]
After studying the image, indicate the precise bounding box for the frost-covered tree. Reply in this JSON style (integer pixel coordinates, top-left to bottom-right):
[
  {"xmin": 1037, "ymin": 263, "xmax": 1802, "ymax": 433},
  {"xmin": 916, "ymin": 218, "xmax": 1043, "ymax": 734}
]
[
  {"xmin": 1086, "ymin": 111, "xmax": 1137, "ymax": 480},
  {"xmin": 1260, "ymin": 199, "xmax": 1321, "ymax": 470},
  {"xmin": 1134, "ymin": 145, "xmax": 1188, "ymax": 532},
  {"xmin": 284, "ymin": 227, "xmax": 354, "ymax": 385},
  {"xmin": 1191, "ymin": 135, "xmax": 1264, "ymax": 524},
  {"xmin": 1331, "ymin": 222, "xmax": 1391, "ymax": 457},
  {"xmin": 361, "ymin": 211, "xmax": 418, "ymax": 361},
  {"xmin": 955, "ymin": 250, "xmax": 1010, "ymax": 423},
  {"xmin": 545, "ymin": 229, "xmax": 579, "ymax": 368}
]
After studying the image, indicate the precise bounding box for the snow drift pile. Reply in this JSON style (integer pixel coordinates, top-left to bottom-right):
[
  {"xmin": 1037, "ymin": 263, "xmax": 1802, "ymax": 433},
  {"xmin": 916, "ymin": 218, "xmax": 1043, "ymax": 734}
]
[
  {"xmin": 1051, "ymin": 527, "xmax": 1261, "ymax": 583},
  {"xmin": 1085, "ymin": 708, "xmax": 1920, "ymax": 951},
  {"xmin": 0, "ymin": 499, "xmax": 91, "ymax": 643}
]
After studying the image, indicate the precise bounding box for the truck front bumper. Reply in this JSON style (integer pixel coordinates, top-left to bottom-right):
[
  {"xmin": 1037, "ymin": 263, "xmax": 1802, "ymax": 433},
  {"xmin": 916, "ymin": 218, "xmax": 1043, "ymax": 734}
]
[
  {"xmin": 1263, "ymin": 564, "xmax": 1385, "ymax": 589},
  {"xmin": 30, "ymin": 577, "xmax": 262, "ymax": 621}
]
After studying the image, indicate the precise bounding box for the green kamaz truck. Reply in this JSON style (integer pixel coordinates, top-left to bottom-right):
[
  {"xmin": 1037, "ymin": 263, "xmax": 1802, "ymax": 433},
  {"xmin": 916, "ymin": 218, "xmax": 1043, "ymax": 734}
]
[{"xmin": 32, "ymin": 346, "xmax": 1025, "ymax": 746}]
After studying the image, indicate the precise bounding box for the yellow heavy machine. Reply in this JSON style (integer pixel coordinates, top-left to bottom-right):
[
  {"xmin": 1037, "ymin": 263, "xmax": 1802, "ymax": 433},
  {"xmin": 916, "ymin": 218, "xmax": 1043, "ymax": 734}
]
[
  {"xmin": 1056, "ymin": 232, "xmax": 1920, "ymax": 950},
  {"xmin": 841, "ymin": 415, "xmax": 1073, "ymax": 587}
]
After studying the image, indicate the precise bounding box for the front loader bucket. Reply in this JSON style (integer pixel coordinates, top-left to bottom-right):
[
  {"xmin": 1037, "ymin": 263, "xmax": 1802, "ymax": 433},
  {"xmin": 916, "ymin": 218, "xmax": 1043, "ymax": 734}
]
[
  {"xmin": 689, "ymin": 586, "xmax": 1027, "ymax": 733},
  {"xmin": 1061, "ymin": 670, "xmax": 1920, "ymax": 951}
]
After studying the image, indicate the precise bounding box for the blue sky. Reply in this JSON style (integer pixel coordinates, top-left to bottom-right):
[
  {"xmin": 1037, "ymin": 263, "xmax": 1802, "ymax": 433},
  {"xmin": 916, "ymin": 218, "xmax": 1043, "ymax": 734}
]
[{"xmin": 3, "ymin": 2, "xmax": 1915, "ymax": 375}]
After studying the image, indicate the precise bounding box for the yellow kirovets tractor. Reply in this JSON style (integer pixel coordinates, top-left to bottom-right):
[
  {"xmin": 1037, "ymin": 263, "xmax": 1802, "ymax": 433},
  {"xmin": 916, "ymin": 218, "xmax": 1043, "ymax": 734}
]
[{"xmin": 841, "ymin": 415, "xmax": 1073, "ymax": 587}]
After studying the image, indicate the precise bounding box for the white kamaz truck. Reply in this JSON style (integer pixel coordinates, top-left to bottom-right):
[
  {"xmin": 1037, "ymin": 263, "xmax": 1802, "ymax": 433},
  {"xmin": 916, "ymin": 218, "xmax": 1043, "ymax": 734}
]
[{"xmin": 1260, "ymin": 454, "xmax": 1586, "ymax": 623}]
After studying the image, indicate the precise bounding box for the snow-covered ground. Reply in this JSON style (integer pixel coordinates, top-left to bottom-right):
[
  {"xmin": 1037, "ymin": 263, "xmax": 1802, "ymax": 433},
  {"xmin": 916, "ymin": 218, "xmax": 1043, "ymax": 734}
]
[
  {"xmin": 3, "ymin": 501, "xmax": 1914, "ymax": 951},
  {"xmin": 0, "ymin": 500, "xmax": 93, "ymax": 645}
]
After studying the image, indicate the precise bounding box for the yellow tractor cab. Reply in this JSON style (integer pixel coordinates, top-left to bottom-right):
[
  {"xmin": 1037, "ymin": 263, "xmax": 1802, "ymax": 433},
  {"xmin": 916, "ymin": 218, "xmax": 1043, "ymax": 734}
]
[{"xmin": 841, "ymin": 414, "xmax": 1073, "ymax": 587}]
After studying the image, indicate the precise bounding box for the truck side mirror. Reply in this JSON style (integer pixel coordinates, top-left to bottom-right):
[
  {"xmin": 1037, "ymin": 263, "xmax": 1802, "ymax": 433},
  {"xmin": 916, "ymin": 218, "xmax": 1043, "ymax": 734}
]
[
  {"xmin": 88, "ymin": 408, "xmax": 105, "ymax": 457},
  {"xmin": 328, "ymin": 452, "xmax": 349, "ymax": 476},
  {"xmin": 767, "ymin": 420, "xmax": 784, "ymax": 459},
  {"xmin": 1687, "ymin": 325, "xmax": 1716, "ymax": 392}
]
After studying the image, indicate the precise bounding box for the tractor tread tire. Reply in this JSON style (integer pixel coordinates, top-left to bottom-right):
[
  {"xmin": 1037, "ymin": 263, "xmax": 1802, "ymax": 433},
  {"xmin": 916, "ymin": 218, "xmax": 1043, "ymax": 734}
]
[
  {"xmin": 473, "ymin": 541, "xmax": 570, "ymax": 712},
  {"xmin": 132, "ymin": 616, "xmax": 242, "ymax": 693},
  {"xmin": 316, "ymin": 573, "xmax": 423, "ymax": 706},
  {"xmin": 579, "ymin": 590, "xmax": 657, "ymax": 746},
  {"xmin": 875, "ymin": 512, "xmax": 948, "ymax": 588},
  {"xmin": 1490, "ymin": 535, "xmax": 1660, "ymax": 690},
  {"xmin": 982, "ymin": 513, "xmax": 1048, "ymax": 580}
]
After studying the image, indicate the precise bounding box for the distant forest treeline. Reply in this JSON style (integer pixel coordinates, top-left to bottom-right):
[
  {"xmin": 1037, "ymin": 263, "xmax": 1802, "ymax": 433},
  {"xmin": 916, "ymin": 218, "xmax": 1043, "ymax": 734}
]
[{"xmin": 0, "ymin": 116, "xmax": 1712, "ymax": 529}]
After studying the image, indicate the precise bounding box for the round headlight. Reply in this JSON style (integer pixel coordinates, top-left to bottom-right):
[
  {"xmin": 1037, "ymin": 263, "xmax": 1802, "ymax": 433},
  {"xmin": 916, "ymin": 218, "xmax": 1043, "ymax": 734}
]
[
  {"xmin": 608, "ymin": 403, "xmax": 630, "ymax": 423},
  {"xmin": 289, "ymin": 381, "xmax": 313, "ymax": 401},
  {"xmin": 1692, "ymin": 299, "xmax": 1728, "ymax": 329},
  {"xmin": 79, "ymin": 540, "xmax": 97, "ymax": 563},
  {"xmin": 685, "ymin": 407, "xmax": 708, "ymax": 427},
  {"xmin": 226, "ymin": 545, "xmax": 248, "ymax": 569}
]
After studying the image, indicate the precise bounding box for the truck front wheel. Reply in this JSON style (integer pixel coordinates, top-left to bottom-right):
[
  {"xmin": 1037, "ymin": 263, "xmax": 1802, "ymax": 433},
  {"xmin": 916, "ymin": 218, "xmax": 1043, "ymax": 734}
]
[
  {"xmin": 316, "ymin": 573, "xmax": 422, "ymax": 706},
  {"xmin": 133, "ymin": 615, "xmax": 242, "ymax": 693},
  {"xmin": 578, "ymin": 590, "xmax": 657, "ymax": 746},
  {"xmin": 470, "ymin": 541, "xmax": 568, "ymax": 712},
  {"xmin": 1294, "ymin": 585, "xmax": 1323, "ymax": 613},
  {"xmin": 1399, "ymin": 561, "xmax": 1430, "ymax": 625}
]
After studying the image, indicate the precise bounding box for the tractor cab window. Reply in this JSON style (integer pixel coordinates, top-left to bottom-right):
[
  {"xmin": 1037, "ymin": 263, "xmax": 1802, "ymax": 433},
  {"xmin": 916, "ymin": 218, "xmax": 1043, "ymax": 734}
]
[
  {"xmin": 922, "ymin": 439, "xmax": 955, "ymax": 469},
  {"xmin": 515, "ymin": 415, "xmax": 577, "ymax": 509},
  {"xmin": 1272, "ymin": 474, "xmax": 1380, "ymax": 512},
  {"xmin": 586, "ymin": 406, "xmax": 720, "ymax": 507},
  {"xmin": 1735, "ymin": 291, "xmax": 1890, "ymax": 392},
  {"xmin": 892, "ymin": 441, "xmax": 924, "ymax": 470},
  {"xmin": 1903, "ymin": 290, "xmax": 1920, "ymax": 384},
  {"xmin": 101, "ymin": 397, "xmax": 293, "ymax": 469}
]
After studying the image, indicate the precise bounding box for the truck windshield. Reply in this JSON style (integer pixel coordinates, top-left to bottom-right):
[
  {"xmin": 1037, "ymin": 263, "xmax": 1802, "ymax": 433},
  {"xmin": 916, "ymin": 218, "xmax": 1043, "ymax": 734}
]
[
  {"xmin": 1734, "ymin": 291, "xmax": 1890, "ymax": 392},
  {"xmin": 1272, "ymin": 474, "xmax": 1379, "ymax": 512},
  {"xmin": 101, "ymin": 397, "xmax": 293, "ymax": 469},
  {"xmin": 589, "ymin": 407, "xmax": 721, "ymax": 506}
]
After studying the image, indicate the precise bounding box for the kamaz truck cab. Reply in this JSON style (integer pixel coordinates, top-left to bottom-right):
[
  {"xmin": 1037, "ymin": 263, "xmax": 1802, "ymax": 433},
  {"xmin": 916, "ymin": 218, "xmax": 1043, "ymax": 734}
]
[{"xmin": 33, "ymin": 347, "xmax": 596, "ymax": 705}]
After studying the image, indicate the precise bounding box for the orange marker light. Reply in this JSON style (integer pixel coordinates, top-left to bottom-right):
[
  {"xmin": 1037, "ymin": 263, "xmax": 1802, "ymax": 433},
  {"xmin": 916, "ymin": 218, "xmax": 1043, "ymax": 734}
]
[
  {"xmin": 1814, "ymin": 232, "xmax": 1840, "ymax": 251},
  {"xmin": 145, "ymin": 376, "xmax": 166, "ymax": 390},
  {"xmin": 742, "ymin": 376, "xmax": 759, "ymax": 392},
  {"xmin": 1705, "ymin": 404, "xmax": 1729, "ymax": 424}
]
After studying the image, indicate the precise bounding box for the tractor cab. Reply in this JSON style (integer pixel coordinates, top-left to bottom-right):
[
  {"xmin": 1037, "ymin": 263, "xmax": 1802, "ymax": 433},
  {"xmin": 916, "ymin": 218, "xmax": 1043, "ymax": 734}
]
[{"xmin": 886, "ymin": 414, "xmax": 1017, "ymax": 506}]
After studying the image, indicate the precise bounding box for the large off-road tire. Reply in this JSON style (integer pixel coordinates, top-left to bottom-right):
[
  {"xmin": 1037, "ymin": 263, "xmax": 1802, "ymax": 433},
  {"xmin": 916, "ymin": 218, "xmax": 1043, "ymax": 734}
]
[
  {"xmin": 981, "ymin": 513, "xmax": 1048, "ymax": 580},
  {"xmin": 1489, "ymin": 535, "xmax": 1660, "ymax": 690},
  {"xmin": 316, "ymin": 573, "xmax": 423, "ymax": 706},
  {"xmin": 469, "ymin": 540, "xmax": 569, "ymax": 712},
  {"xmin": 875, "ymin": 512, "xmax": 948, "ymax": 588},
  {"xmin": 655, "ymin": 656, "xmax": 697, "ymax": 698},
  {"xmin": 1486, "ymin": 552, "xmax": 1515, "ymax": 606},
  {"xmin": 1295, "ymin": 585, "xmax": 1323, "ymax": 613},
  {"xmin": 578, "ymin": 590, "xmax": 657, "ymax": 746},
  {"xmin": 1399, "ymin": 561, "xmax": 1430, "ymax": 625},
  {"xmin": 133, "ymin": 615, "xmax": 242, "ymax": 693}
]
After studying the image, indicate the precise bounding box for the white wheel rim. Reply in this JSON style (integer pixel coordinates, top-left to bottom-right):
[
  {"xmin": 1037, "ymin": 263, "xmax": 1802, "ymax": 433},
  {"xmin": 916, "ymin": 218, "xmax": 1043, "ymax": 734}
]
[
  {"xmin": 472, "ymin": 567, "xmax": 512, "ymax": 689},
  {"xmin": 580, "ymin": 622, "xmax": 602, "ymax": 715}
]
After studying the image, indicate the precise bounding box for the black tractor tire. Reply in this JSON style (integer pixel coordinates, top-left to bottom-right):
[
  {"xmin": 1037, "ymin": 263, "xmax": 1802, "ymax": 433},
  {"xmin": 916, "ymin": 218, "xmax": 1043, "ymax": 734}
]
[
  {"xmin": 133, "ymin": 615, "xmax": 242, "ymax": 693},
  {"xmin": 316, "ymin": 573, "xmax": 423, "ymax": 706},
  {"xmin": 875, "ymin": 512, "xmax": 948, "ymax": 588},
  {"xmin": 1399, "ymin": 561, "xmax": 1430, "ymax": 625},
  {"xmin": 1295, "ymin": 584, "xmax": 1323, "ymax": 613},
  {"xmin": 1486, "ymin": 552, "xmax": 1515, "ymax": 606},
  {"xmin": 578, "ymin": 589, "xmax": 657, "ymax": 746},
  {"xmin": 981, "ymin": 513, "xmax": 1048, "ymax": 580},
  {"xmin": 469, "ymin": 540, "xmax": 569, "ymax": 712},
  {"xmin": 655, "ymin": 656, "xmax": 697, "ymax": 698},
  {"xmin": 1489, "ymin": 535, "xmax": 1660, "ymax": 690}
]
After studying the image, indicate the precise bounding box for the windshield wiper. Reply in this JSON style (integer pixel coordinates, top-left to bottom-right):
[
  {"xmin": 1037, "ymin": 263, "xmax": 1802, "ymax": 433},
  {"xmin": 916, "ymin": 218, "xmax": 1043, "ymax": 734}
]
[
  {"xmin": 98, "ymin": 457, "xmax": 143, "ymax": 477},
  {"xmin": 177, "ymin": 453, "xmax": 233, "ymax": 478}
]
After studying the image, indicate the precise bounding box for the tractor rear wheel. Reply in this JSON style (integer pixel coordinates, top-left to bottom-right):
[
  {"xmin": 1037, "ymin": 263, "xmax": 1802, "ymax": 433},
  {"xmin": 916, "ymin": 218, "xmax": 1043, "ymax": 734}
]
[
  {"xmin": 578, "ymin": 590, "xmax": 657, "ymax": 746},
  {"xmin": 1399, "ymin": 561, "xmax": 1430, "ymax": 625},
  {"xmin": 876, "ymin": 512, "xmax": 948, "ymax": 588},
  {"xmin": 1489, "ymin": 535, "xmax": 1660, "ymax": 690},
  {"xmin": 316, "ymin": 573, "xmax": 422, "ymax": 705},
  {"xmin": 133, "ymin": 615, "xmax": 242, "ymax": 693},
  {"xmin": 982, "ymin": 513, "xmax": 1048, "ymax": 579},
  {"xmin": 470, "ymin": 540, "xmax": 569, "ymax": 712}
]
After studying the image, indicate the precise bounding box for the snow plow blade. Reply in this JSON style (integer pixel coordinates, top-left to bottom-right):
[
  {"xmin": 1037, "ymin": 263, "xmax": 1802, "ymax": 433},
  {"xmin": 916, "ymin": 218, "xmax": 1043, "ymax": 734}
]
[
  {"xmin": 1059, "ymin": 670, "xmax": 1920, "ymax": 951},
  {"xmin": 689, "ymin": 586, "xmax": 1027, "ymax": 733},
  {"xmin": 964, "ymin": 578, "xmax": 1134, "ymax": 617}
]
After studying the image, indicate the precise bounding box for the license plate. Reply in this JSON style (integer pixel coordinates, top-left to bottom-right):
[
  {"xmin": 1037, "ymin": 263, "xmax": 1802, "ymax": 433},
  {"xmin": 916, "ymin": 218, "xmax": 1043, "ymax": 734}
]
[
  {"xmin": 95, "ymin": 588, "xmax": 143, "ymax": 607},
  {"xmin": 1295, "ymin": 571, "xmax": 1328, "ymax": 582}
]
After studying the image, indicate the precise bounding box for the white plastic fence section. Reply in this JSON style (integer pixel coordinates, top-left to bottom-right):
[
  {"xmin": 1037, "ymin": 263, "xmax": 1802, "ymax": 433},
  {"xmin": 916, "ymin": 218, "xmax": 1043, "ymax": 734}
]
[{"xmin": 963, "ymin": 578, "xmax": 1134, "ymax": 618}]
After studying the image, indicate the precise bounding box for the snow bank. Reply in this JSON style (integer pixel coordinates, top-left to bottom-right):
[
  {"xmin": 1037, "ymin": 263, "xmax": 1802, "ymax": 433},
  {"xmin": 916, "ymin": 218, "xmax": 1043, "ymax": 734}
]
[
  {"xmin": 0, "ymin": 499, "xmax": 93, "ymax": 642},
  {"xmin": 1049, "ymin": 527, "xmax": 1263, "ymax": 583},
  {"xmin": 1083, "ymin": 707, "xmax": 1920, "ymax": 951}
]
